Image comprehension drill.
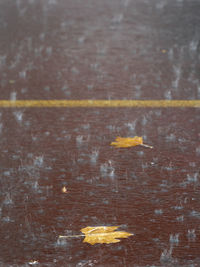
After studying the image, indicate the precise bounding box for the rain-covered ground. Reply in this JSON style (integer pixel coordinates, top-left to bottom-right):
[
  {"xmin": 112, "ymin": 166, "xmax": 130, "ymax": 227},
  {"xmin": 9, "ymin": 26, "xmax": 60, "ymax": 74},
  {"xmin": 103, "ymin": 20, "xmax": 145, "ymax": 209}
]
[{"xmin": 0, "ymin": 0, "xmax": 200, "ymax": 266}]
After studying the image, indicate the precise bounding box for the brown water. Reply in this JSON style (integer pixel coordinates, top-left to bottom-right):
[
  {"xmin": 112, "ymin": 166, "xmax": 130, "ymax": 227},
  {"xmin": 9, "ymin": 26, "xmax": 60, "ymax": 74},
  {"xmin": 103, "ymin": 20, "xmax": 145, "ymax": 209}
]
[{"xmin": 0, "ymin": 0, "xmax": 200, "ymax": 266}]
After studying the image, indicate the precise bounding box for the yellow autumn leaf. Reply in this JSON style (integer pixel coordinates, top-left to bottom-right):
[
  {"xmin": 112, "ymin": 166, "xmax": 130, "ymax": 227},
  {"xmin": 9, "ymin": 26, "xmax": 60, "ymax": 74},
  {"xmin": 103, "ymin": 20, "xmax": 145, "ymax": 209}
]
[
  {"xmin": 59, "ymin": 226, "xmax": 133, "ymax": 245},
  {"xmin": 111, "ymin": 136, "xmax": 153, "ymax": 148},
  {"xmin": 81, "ymin": 226, "xmax": 133, "ymax": 245}
]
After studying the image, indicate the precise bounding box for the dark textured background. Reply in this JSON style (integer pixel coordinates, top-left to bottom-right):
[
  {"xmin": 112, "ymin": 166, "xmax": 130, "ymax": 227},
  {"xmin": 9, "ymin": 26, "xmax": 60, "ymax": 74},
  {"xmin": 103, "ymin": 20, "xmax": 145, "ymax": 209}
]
[{"xmin": 0, "ymin": 0, "xmax": 200, "ymax": 266}]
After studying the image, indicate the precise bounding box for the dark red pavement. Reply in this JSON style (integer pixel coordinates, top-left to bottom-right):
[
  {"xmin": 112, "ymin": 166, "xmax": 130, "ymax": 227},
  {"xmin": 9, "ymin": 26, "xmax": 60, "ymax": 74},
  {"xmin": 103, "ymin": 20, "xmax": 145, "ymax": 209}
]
[{"xmin": 0, "ymin": 0, "xmax": 200, "ymax": 266}]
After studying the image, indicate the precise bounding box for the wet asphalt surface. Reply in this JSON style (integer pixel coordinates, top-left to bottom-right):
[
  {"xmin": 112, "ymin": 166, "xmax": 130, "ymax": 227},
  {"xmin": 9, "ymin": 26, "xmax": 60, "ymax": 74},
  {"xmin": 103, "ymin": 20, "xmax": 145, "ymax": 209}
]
[{"xmin": 0, "ymin": 0, "xmax": 200, "ymax": 266}]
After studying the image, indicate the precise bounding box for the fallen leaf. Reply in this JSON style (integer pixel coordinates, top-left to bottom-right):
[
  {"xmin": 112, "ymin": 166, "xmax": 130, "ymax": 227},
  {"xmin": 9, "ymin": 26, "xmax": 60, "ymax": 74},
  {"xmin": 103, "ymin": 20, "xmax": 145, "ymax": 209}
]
[
  {"xmin": 111, "ymin": 136, "xmax": 153, "ymax": 148},
  {"xmin": 81, "ymin": 226, "xmax": 133, "ymax": 245},
  {"xmin": 59, "ymin": 226, "xmax": 133, "ymax": 245}
]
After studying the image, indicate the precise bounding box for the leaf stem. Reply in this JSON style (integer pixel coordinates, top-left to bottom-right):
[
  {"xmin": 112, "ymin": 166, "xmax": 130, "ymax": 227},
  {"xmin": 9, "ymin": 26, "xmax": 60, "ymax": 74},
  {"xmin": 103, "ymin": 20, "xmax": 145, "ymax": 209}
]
[
  {"xmin": 140, "ymin": 143, "xmax": 153, "ymax": 149},
  {"xmin": 59, "ymin": 234, "xmax": 85, "ymax": 239}
]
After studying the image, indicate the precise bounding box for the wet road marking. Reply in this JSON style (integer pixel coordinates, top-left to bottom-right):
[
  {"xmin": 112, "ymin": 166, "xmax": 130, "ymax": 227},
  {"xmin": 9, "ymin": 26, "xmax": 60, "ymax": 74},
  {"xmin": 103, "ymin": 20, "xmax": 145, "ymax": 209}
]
[{"xmin": 0, "ymin": 100, "xmax": 200, "ymax": 108}]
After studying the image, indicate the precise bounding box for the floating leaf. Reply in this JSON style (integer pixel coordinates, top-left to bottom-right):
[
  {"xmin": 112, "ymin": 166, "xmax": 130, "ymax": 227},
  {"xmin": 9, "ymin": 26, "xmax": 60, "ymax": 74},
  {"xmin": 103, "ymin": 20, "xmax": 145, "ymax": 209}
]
[
  {"xmin": 111, "ymin": 136, "xmax": 153, "ymax": 149},
  {"xmin": 59, "ymin": 226, "xmax": 133, "ymax": 245},
  {"xmin": 81, "ymin": 226, "xmax": 133, "ymax": 245}
]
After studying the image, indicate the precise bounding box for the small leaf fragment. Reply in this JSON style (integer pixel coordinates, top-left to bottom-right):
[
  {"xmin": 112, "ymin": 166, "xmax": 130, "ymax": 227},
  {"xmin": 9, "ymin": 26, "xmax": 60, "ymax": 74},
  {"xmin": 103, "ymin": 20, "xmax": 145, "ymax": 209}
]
[
  {"xmin": 9, "ymin": 80, "xmax": 16, "ymax": 84},
  {"xmin": 61, "ymin": 186, "xmax": 68, "ymax": 193},
  {"xmin": 111, "ymin": 136, "xmax": 153, "ymax": 149},
  {"xmin": 28, "ymin": 260, "xmax": 39, "ymax": 265}
]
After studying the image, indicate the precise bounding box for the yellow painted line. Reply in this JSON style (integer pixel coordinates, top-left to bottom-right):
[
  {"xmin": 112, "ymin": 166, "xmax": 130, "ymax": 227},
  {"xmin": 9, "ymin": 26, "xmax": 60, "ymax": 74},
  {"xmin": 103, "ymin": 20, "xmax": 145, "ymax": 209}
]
[{"xmin": 0, "ymin": 100, "xmax": 200, "ymax": 108}]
